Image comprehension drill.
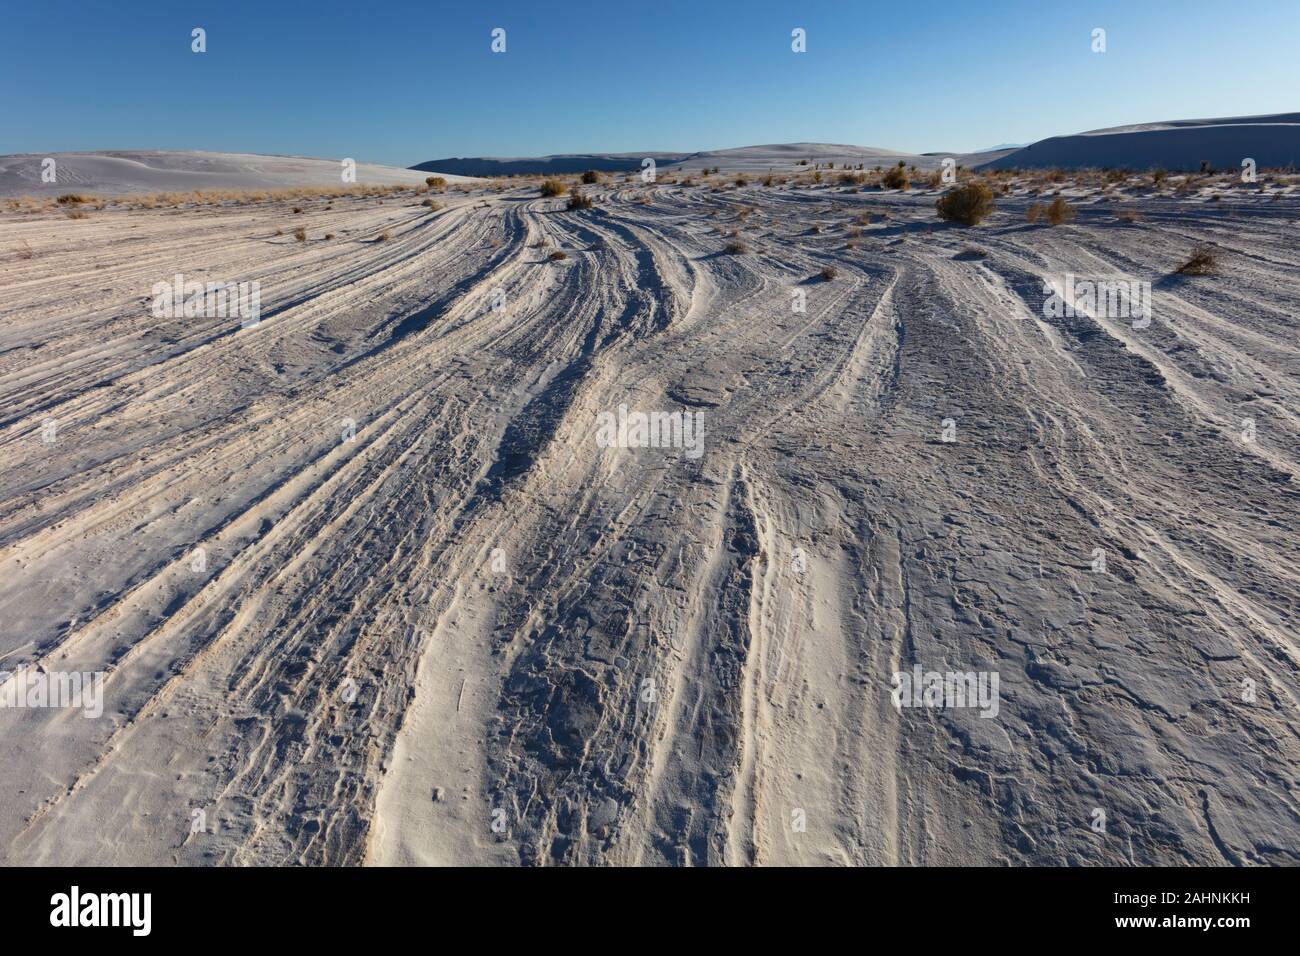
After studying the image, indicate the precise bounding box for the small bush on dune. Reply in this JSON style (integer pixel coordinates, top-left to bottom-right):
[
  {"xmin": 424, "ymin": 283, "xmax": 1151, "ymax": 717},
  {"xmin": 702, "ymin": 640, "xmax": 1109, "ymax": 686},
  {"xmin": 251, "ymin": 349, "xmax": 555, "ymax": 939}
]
[
  {"xmin": 425, "ymin": 176, "xmax": 447, "ymax": 189},
  {"xmin": 819, "ymin": 265, "xmax": 838, "ymax": 280},
  {"xmin": 1176, "ymin": 244, "xmax": 1218, "ymax": 275},
  {"xmin": 581, "ymin": 170, "xmax": 601, "ymax": 184},
  {"xmin": 1026, "ymin": 202, "xmax": 1043, "ymax": 224},
  {"xmin": 1044, "ymin": 196, "xmax": 1076, "ymax": 225},
  {"xmin": 540, "ymin": 179, "xmax": 565, "ymax": 197},
  {"xmin": 377, "ymin": 230, "xmax": 390, "ymax": 242},
  {"xmin": 422, "ymin": 198, "xmax": 440, "ymax": 209},
  {"xmin": 935, "ymin": 182, "xmax": 996, "ymax": 226},
  {"xmin": 548, "ymin": 250, "xmax": 568, "ymax": 261},
  {"xmin": 56, "ymin": 194, "xmax": 90, "ymax": 205},
  {"xmin": 567, "ymin": 189, "xmax": 594, "ymax": 210},
  {"xmin": 724, "ymin": 238, "xmax": 749, "ymax": 254},
  {"xmin": 881, "ymin": 165, "xmax": 909, "ymax": 190},
  {"xmin": 294, "ymin": 227, "xmax": 307, "ymax": 242}
]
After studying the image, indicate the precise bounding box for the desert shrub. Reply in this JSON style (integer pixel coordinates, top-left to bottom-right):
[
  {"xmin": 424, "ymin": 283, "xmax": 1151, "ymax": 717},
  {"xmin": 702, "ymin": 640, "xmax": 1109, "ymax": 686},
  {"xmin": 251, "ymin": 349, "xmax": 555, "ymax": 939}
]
[
  {"xmin": 425, "ymin": 176, "xmax": 447, "ymax": 189},
  {"xmin": 548, "ymin": 250, "xmax": 567, "ymax": 261},
  {"xmin": 540, "ymin": 179, "xmax": 565, "ymax": 197},
  {"xmin": 935, "ymin": 182, "xmax": 996, "ymax": 225},
  {"xmin": 581, "ymin": 170, "xmax": 601, "ymax": 184},
  {"xmin": 1176, "ymin": 244, "xmax": 1218, "ymax": 275},
  {"xmin": 422, "ymin": 198, "xmax": 440, "ymax": 209},
  {"xmin": 735, "ymin": 175, "xmax": 748, "ymax": 187},
  {"xmin": 56, "ymin": 194, "xmax": 89, "ymax": 205},
  {"xmin": 292, "ymin": 206, "xmax": 303, "ymax": 214},
  {"xmin": 820, "ymin": 265, "xmax": 838, "ymax": 280},
  {"xmin": 567, "ymin": 190, "xmax": 593, "ymax": 210},
  {"xmin": 1044, "ymin": 196, "xmax": 1076, "ymax": 225},
  {"xmin": 724, "ymin": 238, "xmax": 749, "ymax": 254},
  {"xmin": 377, "ymin": 230, "xmax": 390, "ymax": 241},
  {"xmin": 926, "ymin": 170, "xmax": 943, "ymax": 188},
  {"xmin": 294, "ymin": 227, "xmax": 307, "ymax": 241},
  {"xmin": 324, "ymin": 233, "xmax": 335, "ymax": 240},
  {"xmin": 65, "ymin": 209, "xmax": 89, "ymax": 219},
  {"xmin": 881, "ymin": 165, "xmax": 909, "ymax": 190}
]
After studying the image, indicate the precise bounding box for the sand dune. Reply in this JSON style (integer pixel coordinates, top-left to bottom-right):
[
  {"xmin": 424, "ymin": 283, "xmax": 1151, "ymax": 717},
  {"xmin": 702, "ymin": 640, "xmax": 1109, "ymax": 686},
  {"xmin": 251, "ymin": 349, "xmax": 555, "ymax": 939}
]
[
  {"xmin": 1, "ymin": 165, "xmax": 1297, "ymax": 865},
  {"xmin": 417, "ymin": 143, "xmax": 1015, "ymax": 177},
  {"xmin": 0, "ymin": 150, "xmax": 474, "ymax": 198},
  {"xmin": 982, "ymin": 112, "xmax": 1300, "ymax": 171}
]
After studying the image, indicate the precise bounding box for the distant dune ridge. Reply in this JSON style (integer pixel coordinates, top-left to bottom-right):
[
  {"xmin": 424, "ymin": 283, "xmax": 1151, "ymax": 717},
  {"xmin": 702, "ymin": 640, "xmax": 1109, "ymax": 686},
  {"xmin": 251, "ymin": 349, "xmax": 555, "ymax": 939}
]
[
  {"xmin": 412, "ymin": 113, "xmax": 1299, "ymax": 176},
  {"xmin": 2, "ymin": 112, "xmax": 1294, "ymax": 197},
  {"xmin": 980, "ymin": 112, "xmax": 1300, "ymax": 171},
  {"xmin": 0, "ymin": 150, "xmax": 474, "ymax": 197}
]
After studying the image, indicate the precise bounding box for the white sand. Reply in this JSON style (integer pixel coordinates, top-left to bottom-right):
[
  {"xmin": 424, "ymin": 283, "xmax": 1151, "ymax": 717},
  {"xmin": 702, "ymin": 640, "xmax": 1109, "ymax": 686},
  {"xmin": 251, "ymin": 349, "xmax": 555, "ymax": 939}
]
[
  {"xmin": 0, "ymin": 150, "xmax": 475, "ymax": 197},
  {"xmin": 1, "ymin": 156, "xmax": 1298, "ymax": 866}
]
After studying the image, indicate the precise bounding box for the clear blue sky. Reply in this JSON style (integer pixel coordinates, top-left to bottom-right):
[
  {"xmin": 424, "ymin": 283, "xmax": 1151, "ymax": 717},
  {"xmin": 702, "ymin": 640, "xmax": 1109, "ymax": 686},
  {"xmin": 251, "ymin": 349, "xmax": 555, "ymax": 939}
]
[{"xmin": 2, "ymin": 0, "xmax": 1295, "ymax": 166}]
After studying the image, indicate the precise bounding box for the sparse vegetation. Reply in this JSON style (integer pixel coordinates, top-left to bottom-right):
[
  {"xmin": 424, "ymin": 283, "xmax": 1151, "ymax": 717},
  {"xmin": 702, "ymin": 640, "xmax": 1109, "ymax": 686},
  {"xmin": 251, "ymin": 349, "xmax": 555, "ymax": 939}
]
[
  {"xmin": 580, "ymin": 170, "xmax": 601, "ymax": 185},
  {"xmin": 1044, "ymin": 196, "xmax": 1077, "ymax": 225},
  {"xmin": 819, "ymin": 265, "xmax": 838, "ymax": 281},
  {"xmin": 425, "ymin": 176, "xmax": 447, "ymax": 189},
  {"xmin": 548, "ymin": 250, "xmax": 568, "ymax": 261},
  {"xmin": 881, "ymin": 165, "xmax": 909, "ymax": 190},
  {"xmin": 724, "ymin": 238, "xmax": 749, "ymax": 254},
  {"xmin": 935, "ymin": 182, "xmax": 995, "ymax": 226},
  {"xmin": 567, "ymin": 189, "xmax": 594, "ymax": 210},
  {"xmin": 422, "ymin": 198, "xmax": 440, "ymax": 209},
  {"xmin": 1026, "ymin": 202, "xmax": 1043, "ymax": 224},
  {"xmin": 294, "ymin": 227, "xmax": 307, "ymax": 242},
  {"xmin": 1176, "ymin": 244, "xmax": 1219, "ymax": 275},
  {"xmin": 377, "ymin": 230, "xmax": 391, "ymax": 242},
  {"xmin": 56, "ymin": 194, "xmax": 90, "ymax": 205},
  {"xmin": 540, "ymin": 179, "xmax": 565, "ymax": 197}
]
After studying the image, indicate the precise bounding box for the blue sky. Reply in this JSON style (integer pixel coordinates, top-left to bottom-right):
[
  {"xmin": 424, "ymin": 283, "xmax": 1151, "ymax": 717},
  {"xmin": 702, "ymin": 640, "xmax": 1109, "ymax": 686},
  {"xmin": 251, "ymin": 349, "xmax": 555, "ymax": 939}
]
[{"xmin": 2, "ymin": 0, "xmax": 1295, "ymax": 166}]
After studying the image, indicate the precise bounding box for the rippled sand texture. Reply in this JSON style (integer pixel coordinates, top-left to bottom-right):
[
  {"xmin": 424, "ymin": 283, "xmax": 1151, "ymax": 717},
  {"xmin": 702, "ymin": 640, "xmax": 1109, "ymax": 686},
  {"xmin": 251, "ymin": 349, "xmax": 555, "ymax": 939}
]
[{"xmin": 1, "ymin": 177, "xmax": 1297, "ymax": 865}]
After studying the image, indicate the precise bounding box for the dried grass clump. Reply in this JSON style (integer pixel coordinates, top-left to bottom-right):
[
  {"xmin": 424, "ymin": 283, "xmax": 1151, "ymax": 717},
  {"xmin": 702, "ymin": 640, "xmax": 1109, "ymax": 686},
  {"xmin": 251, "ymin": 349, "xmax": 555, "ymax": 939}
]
[
  {"xmin": 56, "ymin": 194, "xmax": 91, "ymax": 205},
  {"xmin": 881, "ymin": 165, "xmax": 909, "ymax": 190},
  {"xmin": 1176, "ymin": 244, "xmax": 1218, "ymax": 275},
  {"xmin": 1044, "ymin": 196, "xmax": 1076, "ymax": 225},
  {"xmin": 819, "ymin": 265, "xmax": 838, "ymax": 280},
  {"xmin": 724, "ymin": 238, "xmax": 749, "ymax": 254},
  {"xmin": 425, "ymin": 176, "xmax": 447, "ymax": 189},
  {"xmin": 581, "ymin": 170, "xmax": 602, "ymax": 185},
  {"xmin": 548, "ymin": 250, "xmax": 568, "ymax": 261},
  {"xmin": 294, "ymin": 227, "xmax": 307, "ymax": 242},
  {"xmin": 934, "ymin": 182, "xmax": 996, "ymax": 226},
  {"xmin": 422, "ymin": 198, "xmax": 440, "ymax": 209},
  {"xmin": 540, "ymin": 179, "xmax": 565, "ymax": 197}
]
